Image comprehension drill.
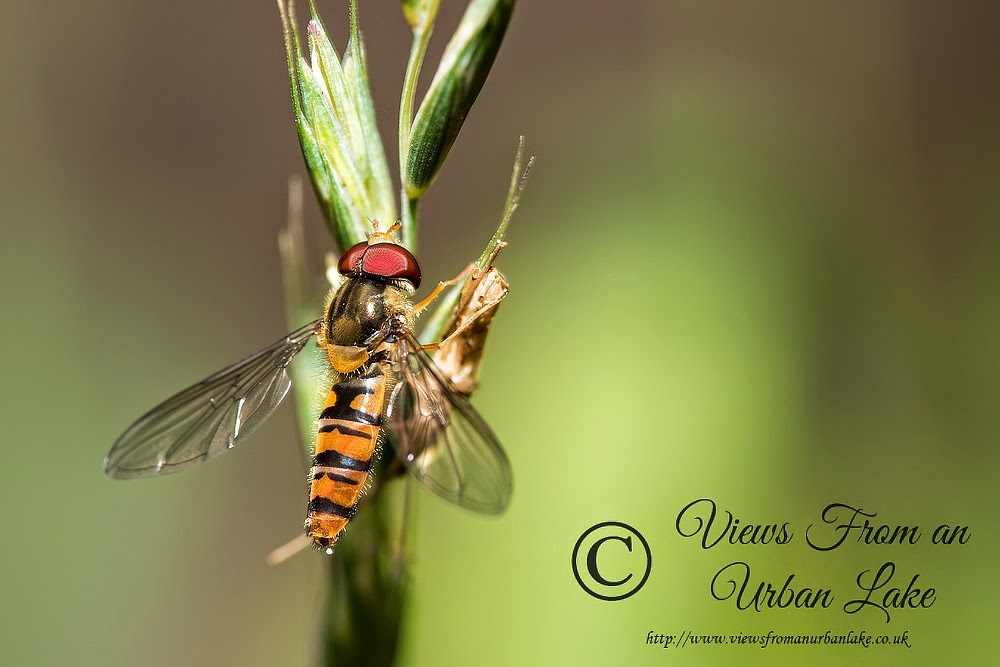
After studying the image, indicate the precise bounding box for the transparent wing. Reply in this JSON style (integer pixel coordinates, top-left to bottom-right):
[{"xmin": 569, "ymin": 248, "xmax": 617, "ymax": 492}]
[
  {"xmin": 104, "ymin": 320, "xmax": 321, "ymax": 479},
  {"xmin": 385, "ymin": 331, "xmax": 512, "ymax": 514}
]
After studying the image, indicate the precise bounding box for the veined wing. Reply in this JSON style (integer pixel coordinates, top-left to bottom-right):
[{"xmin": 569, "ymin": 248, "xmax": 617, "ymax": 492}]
[
  {"xmin": 104, "ymin": 320, "xmax": 321, "ymax": 479},
  {"xmin": 385, "ymin": 331, "xmax": 512, "ymax": 514}
]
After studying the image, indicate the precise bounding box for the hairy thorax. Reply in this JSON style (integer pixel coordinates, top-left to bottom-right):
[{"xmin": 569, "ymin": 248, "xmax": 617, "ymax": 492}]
[{"xmin": 319, "ymin": 276, "xmax": 414, "ymax": 374}]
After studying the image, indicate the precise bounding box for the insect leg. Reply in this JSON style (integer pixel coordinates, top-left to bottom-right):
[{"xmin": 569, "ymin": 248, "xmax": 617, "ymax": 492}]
[
  {"xmin": 412, "ymin": 262, "xmax": 477, "ymax": 314},
  {"xmin": 416, "ymin": 298, "xmax": 501, "ymax": 352}
]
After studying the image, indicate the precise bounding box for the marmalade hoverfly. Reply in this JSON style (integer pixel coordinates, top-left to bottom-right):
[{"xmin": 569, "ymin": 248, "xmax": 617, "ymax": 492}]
[{"xmin": 104, "ymin": 220, "xmax": 512, "ymax": 553}]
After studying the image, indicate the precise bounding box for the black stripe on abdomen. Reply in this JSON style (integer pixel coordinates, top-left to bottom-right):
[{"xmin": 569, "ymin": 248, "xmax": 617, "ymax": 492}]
[
  {"xmin": 319, "ymin": 380, "xmax": 383, "ymax": 426},
  {"xmin": 312, "ymin": 471, "xmax": 361, "ymax": 485},
  {"xmin": 312, "ymin": 449, "xmax": 372, "ymax": 471},
  {"xmin": 318, "ymin": 404, "xmax": 382, "ymax": 426},
  {"xmin": 317, "ymin": 422, "xmax": 373, "ymax": 438},
  {"xmin": 308, "ymin": 497, "xmax": 359, "ymax": 518}
]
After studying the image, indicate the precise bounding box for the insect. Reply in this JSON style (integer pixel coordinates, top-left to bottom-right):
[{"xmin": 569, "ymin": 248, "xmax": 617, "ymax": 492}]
[{"xmin": 105, "ymin": 220, "xmax": 512, "ymax": 553}]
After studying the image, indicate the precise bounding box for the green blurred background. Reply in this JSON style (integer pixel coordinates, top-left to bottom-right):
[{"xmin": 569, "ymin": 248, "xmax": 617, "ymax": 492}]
[{"xmin": 2, "ymin": 1, "xmax": 998, "ymax": 665}]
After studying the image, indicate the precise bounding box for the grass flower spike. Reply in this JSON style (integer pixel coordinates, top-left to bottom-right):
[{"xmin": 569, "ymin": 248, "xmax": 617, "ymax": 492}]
[{"xmin": 278, "ymin": 0, "xmax": 395, "ymax": 252}]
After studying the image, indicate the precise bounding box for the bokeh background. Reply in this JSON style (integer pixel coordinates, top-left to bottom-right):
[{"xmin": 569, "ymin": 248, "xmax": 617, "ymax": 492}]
[{"xmin": 2, "ymin": 1, "xmax": 998, "ymax": 665}]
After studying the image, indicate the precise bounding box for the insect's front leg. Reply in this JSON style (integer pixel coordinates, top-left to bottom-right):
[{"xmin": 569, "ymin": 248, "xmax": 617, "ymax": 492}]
[
  {"xmin": 413, "ymin": 240, "xmax": 509, "ymax": 316},
  {"xmin": 412, "ymin": 262, "xmax": 477, "ymax": 315},
  {"xmin": 414, "ymin": 242, "xmax": 509, "ymax": 352}
]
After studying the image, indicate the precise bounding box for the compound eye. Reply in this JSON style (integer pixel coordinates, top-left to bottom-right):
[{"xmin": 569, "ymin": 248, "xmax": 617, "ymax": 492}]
[
  {"xmin": 361, "ymin": 243, "xmax": 421, "ymax": 288},
  {"xmin": 337, "ymin": 242, "xmax": 369, "ymax": 275}
]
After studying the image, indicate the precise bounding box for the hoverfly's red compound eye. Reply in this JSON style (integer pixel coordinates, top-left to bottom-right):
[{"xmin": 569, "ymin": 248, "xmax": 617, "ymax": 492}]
[
  {"xmin": 362, "ymin": 244, "xmax": 421, "ymax": 287},
  {"xmin": 337, "ymin": 242, "xmax": 369, "ymax": 274},
  {"xmin": 337, "ymin": 242, "xmax": 422, "ymax": 288}
]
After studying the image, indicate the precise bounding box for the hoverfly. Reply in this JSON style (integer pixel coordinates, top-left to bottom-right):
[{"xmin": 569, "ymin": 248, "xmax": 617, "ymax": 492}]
[{"xmin": 104, "ymin": 220, "xmax": 512, "ymax": 553}]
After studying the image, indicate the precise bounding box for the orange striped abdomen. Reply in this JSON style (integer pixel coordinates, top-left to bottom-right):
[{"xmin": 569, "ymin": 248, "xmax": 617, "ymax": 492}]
[{"xmin": 307, "ymin": 365, "xmax": 386, "ymax": 550}]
